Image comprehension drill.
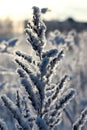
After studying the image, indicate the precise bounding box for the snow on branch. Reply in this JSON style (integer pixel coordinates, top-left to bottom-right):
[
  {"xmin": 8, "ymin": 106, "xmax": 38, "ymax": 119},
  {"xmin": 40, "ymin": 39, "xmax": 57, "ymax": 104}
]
[
  {"xmin": 50, "ymin": 50, "xmax": 64, "ymax": 70},
  {"xmin": 16, "ymin": 90, "xmax": 22, "ymax": 113},
  {"xmin": 42, "ymin": 49, "xmax": 58, "ymax": 58},
  {"xmin": 25, "ymin": 28, "xmax": 42, "ymax": 55},
  {"xmin": 40, "ymin": 57, "xmax": 49, "ymax": 77},
  {"xmin": 16, "ymin": 51, "xmax": 32, "ymax": 63},
  {"xmin": 29, "ymin": 73, "xmax": 45, "ymax": 102},
  {"xmin": 32, "ymin": 6, "xmax": 46, "ymax": 47},
  {"xmin": 46, "ymin": 50, "xmax": 64, "ymax": 83},
  {"xmin": 73, "ymin": 107, "xmax": 87, "ymax": 130},
  {"xmin": 17, "ymin": 68, "xmax": 27, "ymax": 78},
  {"xmin": 1, "ymin": 95, "xmax": 30, "ymax": 130},
  {"xmin": 21, "ymin": 78, "xmax": 40, "ymax": 111},
  {"xmin": 43, "ymin": 88, "xmax": 76, "ymax": 118},
  {"xmin": 36, "ymin": 117, "xmax": 49, "ymax": 130},
  {"xmin": 56, "ymin": 88, "xmax": 76, "ymax": 111},
  {"xmin": 51, "ymin": 75, "xmax": 68, "ymax": 100},
  {"xmin": 15, "ymin": 59, "xmax": 31, "ymax": 74},
  {"xmin": 0, "ymin": 118, "xmax": 8, "ymax": 130}
]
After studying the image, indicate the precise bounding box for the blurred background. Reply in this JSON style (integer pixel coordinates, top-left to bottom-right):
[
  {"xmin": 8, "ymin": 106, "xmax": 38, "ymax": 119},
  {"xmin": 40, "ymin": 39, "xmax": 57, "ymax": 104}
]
[{"xmin": 0, "ymin": 0, "xmax": 87, "ymax": 40}]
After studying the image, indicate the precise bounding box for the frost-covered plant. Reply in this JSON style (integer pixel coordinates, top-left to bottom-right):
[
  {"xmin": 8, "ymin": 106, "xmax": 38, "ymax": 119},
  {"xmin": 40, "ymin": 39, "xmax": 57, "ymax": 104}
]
[{"xmin": 2, "ymin": 6, "xmax": 76, "ymax": 130}]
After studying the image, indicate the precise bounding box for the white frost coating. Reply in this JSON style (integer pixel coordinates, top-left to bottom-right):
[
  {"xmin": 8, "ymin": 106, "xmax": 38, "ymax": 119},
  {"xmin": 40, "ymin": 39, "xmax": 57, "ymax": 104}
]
[
  {"xmin": 0, "ymin": 118, "xmax": 8, "ymax": 130},
  {"xmin": 2, "ymin": 95, "xmax": 30, "ymax": 130},
  {"xmin": 21, "ymin": 78, "xmax": 41, "ymax": 111},
  {"xmin": 73, "ymin": 107, "xmax": 87, "ymax": 130},
  {"xmin": 1, "ymin": 6, "xmax": 83, "ymax": 130},
  {"xmin": 42, "ymin": 49, "xmax": 58, "ymax": 58},
  {"xmin": 36, "ymin": 117, "xmax": 49, "ymax": 130},
  {"xmin": 56, "ymin": 88, "xmax": 76, "ymax": 110},
  {"xmin": 16, "ymin": 51, "xmax": 32, "ymax": 63},
  {"xmin": 40, "ymin": 57, "xmax": 49, "ymax": 77}
]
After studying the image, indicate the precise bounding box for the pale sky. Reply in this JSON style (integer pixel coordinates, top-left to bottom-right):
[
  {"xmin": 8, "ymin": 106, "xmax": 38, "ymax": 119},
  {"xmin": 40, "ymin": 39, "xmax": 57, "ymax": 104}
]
[{"xmin": 0, "ymin": 0, "xmax": 87, "ymax": 21}]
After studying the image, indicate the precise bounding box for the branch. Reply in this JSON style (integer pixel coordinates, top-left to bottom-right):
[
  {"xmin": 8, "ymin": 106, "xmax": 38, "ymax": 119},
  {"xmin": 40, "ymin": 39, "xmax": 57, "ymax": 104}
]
[{"xmin": 2, "ymin": 96, "xmax": 30, "ymax": 130}]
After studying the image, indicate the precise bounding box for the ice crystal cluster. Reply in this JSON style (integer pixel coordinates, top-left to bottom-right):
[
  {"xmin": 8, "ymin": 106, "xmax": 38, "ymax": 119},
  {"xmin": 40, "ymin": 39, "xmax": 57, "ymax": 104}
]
[{"xmin": 1, "ymin": 6, "xmax": 87, "ymax": 130}]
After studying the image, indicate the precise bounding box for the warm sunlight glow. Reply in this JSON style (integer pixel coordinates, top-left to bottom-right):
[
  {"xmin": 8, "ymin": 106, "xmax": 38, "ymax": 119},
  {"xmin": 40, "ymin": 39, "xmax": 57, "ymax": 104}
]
[{"xmin": 0, "ymin": 0, "xmax": 87, "ymax": 21}]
